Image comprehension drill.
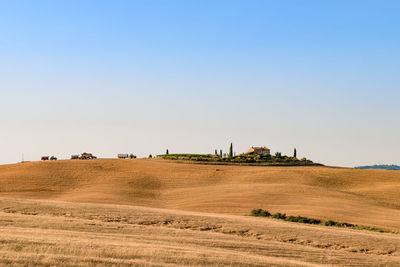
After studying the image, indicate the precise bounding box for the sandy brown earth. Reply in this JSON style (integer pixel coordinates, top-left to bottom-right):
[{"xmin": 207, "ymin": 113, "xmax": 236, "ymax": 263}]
[
  {"xmin": 1, "ymin": 159, "xmax": 400, "ymax": 230},
  {"xmin": 0, "ymin": 159, "xmax": 400, "ymax": 265},
  {"xmin": 0, "ymin": 197, "xmax": 399, "ymax": 266}
]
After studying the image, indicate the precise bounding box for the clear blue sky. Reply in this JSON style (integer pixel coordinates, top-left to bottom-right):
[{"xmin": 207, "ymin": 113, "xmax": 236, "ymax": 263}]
[{"xmin": 1, "ymin": 0, "xmax": 399, "ymax": 167}]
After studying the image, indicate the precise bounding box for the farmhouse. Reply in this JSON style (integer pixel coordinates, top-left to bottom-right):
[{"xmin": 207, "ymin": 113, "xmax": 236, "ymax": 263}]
[{"xmin": 247, "ymin": 147, "xmax": 270, "ymax": 155}]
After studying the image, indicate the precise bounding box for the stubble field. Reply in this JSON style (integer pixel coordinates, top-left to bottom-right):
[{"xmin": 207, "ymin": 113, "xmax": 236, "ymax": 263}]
[{"xmin": 0, "ymin": 159, "xmax": 399, "ymax": 266}]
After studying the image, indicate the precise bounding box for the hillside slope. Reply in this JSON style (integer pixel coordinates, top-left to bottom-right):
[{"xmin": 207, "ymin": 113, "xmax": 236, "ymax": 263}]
[
  {"xmin": 0, "ymin": 197, "xmax": 399, "ymax": 266},
  {"xmin": 1, "ymin": 159, "xmax": 400, "ymax": 230}
]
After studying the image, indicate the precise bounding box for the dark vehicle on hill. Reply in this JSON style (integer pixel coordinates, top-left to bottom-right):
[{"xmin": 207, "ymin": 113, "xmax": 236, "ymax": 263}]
[{"xmin": 79, "ymin": 153, "xmax": 97, "ymax": 160}]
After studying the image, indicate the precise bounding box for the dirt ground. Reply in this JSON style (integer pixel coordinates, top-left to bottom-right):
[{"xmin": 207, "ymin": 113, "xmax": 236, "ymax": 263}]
[
  {"xmin": 0, "ymin": 197, "xmax": 399, "ymax": 266},
  {"xmin": 1, "ymin": 159, "xmax": 400, "ymax": 230},
  {"xmin": 0, "ymin": 159, "xmax": 399, "ymax": 265}
]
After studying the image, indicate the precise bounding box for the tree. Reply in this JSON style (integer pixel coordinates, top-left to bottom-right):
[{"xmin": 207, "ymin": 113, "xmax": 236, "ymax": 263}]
[
  {"xmin": 293, "ymin": 148, "xmax": 297, "ymax": 158},
  {"xmin": 166, "ymin": 149, "xmax": 169, "ymax": 155},
  {"xmin": 149, "ymin": 154, "xmax": 153, "ymax": 158},
  {"xmin": 215, "ymin": 149, "xmax": 218, "ymax": 156},
  {"xmin": 220, "ymin": 149, "xmax": 222, "ymax": 158},
  {"xmin": 229, "ymin": 143, "xmax": 233, "ymax": 158},
  {"xmin": 275, "ymin": 152, "xmax": 282, "ymax": 158}
]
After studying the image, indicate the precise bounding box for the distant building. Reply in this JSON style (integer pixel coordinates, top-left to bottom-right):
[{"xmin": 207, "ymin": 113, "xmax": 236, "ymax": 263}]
[{"xmin": 247, "ymin": 147, "xmax": 270, "ymax": 155}]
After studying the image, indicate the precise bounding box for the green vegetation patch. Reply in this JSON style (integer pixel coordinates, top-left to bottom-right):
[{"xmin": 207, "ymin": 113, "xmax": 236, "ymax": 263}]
[
  {"xmin": 158, "ymin": 154, "xmax": 213, "ymax": 161},
  {"xmin": 159, "ymin": 153, "xmax": 320, "ymax": 166},
  {"xmin": 251, "ymin": 209, "xmax": 389, "ymax": 233},
  {"xmin": 160, "ymin": 154, "xmax": 213, "ymax": 158},
  {"xmin": 251, "ymin": 208, "xmax": 271, "ymax": 217},
  {"xmin": 286, "ymin": 215, "xmax": 321, "ymax": 225}
]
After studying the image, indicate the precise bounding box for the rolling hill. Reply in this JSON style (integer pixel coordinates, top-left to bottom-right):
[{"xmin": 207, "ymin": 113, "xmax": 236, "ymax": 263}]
[{"xmin": 1, "ymin": 158, "xmax": 400, "ymax": 231}]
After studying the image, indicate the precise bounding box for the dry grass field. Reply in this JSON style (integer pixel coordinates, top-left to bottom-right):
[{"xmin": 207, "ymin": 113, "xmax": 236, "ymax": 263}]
[
  {"xmin": 0, "ymin": 198, "xmax": 399, "ymax": 266},
  {"xmin": 0, "ymin": 159, "xmax": 400, "ymax": 265}
]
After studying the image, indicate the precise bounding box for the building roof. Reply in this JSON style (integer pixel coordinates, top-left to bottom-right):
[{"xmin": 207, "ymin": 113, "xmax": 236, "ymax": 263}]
[{"xmin": 250, "ymin": 147, "xmax": 270, "ymax": 150}]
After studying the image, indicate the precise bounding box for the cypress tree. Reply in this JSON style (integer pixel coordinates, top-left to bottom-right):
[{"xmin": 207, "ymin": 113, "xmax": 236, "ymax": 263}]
[
  {"xmin": 229, "ymin": 143, "xmax": 233, "ymax": 158},
  {"xmin": 215, "ymin": 149, "xmax": 218, "ymax": 156},
  {"xmin": 220, "ymin": 149, "xmax": 222, "ymax": 158},
  {"xmin": 166, "ymin": 149, "xmax": 169, "ymax": 155},
  {"xmin": 294, "ymin": 148, "xmax": 297, "ymax": 158}
]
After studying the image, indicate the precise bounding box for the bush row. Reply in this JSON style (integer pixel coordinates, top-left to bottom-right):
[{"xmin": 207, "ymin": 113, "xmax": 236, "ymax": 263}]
[
  {"xmin": 251, "ymin": 209, "xmax": 386, "ymax": 232},
  {"xmin": 158, "ymin": 154, "xmax": 316, "ymax": 165},
  {"xmin": 160, "ymin": 154, "xmax": 213, "ymax": 158}
]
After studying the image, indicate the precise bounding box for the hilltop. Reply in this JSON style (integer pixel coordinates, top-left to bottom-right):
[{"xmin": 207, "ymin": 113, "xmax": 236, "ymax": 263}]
[{"xmin": 1, "ymin": 158, "xmax": 400, "ymax": 231}]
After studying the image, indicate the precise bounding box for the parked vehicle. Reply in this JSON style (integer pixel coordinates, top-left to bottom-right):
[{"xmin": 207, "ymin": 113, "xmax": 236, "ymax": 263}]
[
  {"xmin": 50, "ymin": 156, "xmax": 57, "ymax": 160},
  {"xmin": 41, "ymin": 156, "xmax": 49, "ymax": 161},
  {"xmin": 71, "ymin": 155, "xmax": 79, "ymax": 160},
  {"xmin": 118, "ymin": 154, "xmax": 129, "ymax": 159},
  {"xmin": 79, "ymin": 153, "xmax": 97, "ymax": 160}
]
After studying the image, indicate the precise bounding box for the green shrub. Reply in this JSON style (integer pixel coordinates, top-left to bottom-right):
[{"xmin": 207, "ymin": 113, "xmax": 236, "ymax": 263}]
[
  {"xmin": 251, "ymin": 208, "xmax": 262, "ymax": 216},
  {"xmin": 286, "ymin": 216, "xmax": 321, "ymax": 224},
  {"xmin": 160, "ymin": 153, "xmax": 212, "ymax": 158},
  {"xmin": 272, "ymin": 212, "xmax": 286, "ymax": 219},
  {"xmin": 251, "ymin": 209, "xmax": 271, "ymax": 217},
  {"xmin": 340, "ymin": 222, "xmax": 355, "ymax": 228},
  {"xmin": 308, "ymin": 218, "xmax": 321, "ymax": 224},
  {"xmin": 324, "ymin": 220, "xmax": 338, "ymax": 226},
  {"xmin": 261, "ymin": 210, "xmax": 271, "ymax": 217}
]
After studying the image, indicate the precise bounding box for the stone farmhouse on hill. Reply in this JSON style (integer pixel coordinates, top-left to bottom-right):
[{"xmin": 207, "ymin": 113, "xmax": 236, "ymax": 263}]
[{"xmin": 247, "ymin": 147, "xmax": 270, "ymax": 155}]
